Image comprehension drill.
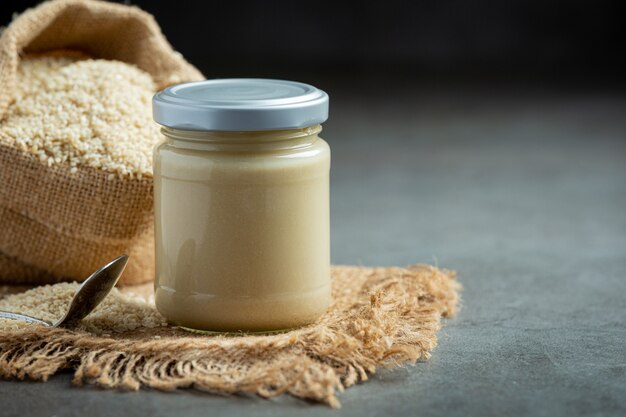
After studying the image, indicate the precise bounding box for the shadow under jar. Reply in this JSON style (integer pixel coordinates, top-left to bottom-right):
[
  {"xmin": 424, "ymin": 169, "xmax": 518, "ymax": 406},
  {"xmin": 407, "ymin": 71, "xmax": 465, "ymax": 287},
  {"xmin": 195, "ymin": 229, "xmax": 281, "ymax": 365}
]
[{"xmin": 152, "ymin": 79, "xmax": 331, "ymax": 332}]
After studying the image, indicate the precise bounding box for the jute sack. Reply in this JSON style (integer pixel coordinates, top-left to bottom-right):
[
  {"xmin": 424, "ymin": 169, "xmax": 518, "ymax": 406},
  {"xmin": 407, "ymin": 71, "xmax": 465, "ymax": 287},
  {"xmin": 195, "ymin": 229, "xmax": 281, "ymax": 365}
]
[{"xmin": 0, "ymin": 0, "xmax": 204, "ymax": 285}]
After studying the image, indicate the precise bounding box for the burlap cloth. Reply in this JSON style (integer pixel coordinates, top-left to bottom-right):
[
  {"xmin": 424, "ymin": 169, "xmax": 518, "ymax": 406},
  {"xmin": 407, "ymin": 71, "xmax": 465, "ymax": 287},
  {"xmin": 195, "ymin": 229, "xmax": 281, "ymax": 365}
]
[
  {"xmin": 0, "ymin": 264, "xmax": 460, "ymax": 408},
  {"xmin": 0, "ymin": 0, "xmax": 204, "ymax": 286}
]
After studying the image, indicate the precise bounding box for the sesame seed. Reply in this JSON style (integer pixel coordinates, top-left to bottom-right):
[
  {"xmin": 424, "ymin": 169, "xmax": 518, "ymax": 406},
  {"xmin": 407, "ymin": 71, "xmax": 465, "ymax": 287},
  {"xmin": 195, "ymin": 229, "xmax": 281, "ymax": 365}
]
[
  {"xmin": 0, "ymin": 57, "xmax": 161, "ymax": 179},
  {"xmin": 0, "ymin": 282, "xmax": 167, "ymax": 334}
]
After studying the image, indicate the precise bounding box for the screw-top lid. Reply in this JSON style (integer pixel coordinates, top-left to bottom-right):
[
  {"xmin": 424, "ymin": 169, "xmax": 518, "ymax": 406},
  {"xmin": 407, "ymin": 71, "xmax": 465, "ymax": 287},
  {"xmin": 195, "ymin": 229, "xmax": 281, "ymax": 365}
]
[{"xmin": 152, "ymin": 78, "xmax": 329, "ymax": 131}]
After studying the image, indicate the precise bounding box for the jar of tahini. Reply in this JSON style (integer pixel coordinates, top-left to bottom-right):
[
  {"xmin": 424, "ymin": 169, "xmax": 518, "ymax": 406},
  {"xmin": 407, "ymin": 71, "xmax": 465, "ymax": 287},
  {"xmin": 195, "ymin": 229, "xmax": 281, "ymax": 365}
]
[{"xmin": 152, "ymin": 79, "xmax": 331, "ymax": 332}]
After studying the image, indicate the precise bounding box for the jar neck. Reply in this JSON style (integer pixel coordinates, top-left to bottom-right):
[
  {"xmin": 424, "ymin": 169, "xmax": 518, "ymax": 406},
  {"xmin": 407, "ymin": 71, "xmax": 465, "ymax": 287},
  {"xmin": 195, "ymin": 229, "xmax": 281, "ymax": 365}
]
[{"xmin": 160, "ymin": 125, "xmax": 322, "ymax": 152}]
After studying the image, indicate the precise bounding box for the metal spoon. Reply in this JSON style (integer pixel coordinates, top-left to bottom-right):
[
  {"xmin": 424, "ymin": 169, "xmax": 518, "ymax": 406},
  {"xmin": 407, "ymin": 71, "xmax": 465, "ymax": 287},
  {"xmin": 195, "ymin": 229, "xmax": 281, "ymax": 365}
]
[{"xmin": 0, "ymin": 255, "xmax": 129, "ymax": 328}]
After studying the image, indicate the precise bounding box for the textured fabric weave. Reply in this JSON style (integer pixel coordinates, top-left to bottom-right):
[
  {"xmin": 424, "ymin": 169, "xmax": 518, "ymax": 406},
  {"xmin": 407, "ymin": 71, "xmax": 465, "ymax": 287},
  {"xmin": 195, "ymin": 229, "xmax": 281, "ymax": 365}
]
[
  {"xmin": 0, "ymin": 264, "xmax": 460, "ymax": 408},
  {"xmin": 0, "ymin": 0, "xmax": 203, "ymax": 284}
]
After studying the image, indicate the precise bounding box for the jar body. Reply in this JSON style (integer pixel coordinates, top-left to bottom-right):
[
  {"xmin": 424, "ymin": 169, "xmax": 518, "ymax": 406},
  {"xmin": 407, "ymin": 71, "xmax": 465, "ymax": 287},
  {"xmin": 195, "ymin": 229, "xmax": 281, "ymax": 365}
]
[{"xmin": 153, "ymin": 126, "xmax": 331, "ymax": 331}]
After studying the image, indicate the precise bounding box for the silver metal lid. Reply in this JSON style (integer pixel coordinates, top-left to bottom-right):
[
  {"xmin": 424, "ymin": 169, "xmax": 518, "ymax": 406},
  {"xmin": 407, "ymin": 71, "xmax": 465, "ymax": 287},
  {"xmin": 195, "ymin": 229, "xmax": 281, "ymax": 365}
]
[{"xmin": 152, "ymin": 78, "xmax": 329, "ymax": 131}]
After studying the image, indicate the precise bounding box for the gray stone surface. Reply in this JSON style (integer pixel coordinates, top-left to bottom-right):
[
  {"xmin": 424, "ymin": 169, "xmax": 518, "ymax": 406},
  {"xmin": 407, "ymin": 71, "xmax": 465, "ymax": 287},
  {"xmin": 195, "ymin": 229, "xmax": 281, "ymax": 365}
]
[{"xmin": 1, "ymin": 85, "xmax": 625, "ymax": 416}]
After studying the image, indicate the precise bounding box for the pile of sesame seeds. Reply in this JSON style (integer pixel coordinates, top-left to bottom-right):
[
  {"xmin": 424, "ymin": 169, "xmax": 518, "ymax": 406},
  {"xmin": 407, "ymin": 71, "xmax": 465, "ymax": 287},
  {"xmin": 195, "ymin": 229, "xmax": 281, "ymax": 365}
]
[
  {"xmin": 0, "ymin": 56, "xmax": 161, "ymax": 179},
  {"xmin": 0, "ymin": 282, "xmax": 166, "ymax": 334}
]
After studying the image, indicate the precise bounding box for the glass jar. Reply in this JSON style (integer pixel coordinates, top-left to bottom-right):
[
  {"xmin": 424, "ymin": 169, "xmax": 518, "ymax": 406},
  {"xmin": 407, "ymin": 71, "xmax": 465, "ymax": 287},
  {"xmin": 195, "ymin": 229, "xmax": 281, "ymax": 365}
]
[{"xmin": 152, "ymin": 79, "xmax": 330, "ymax": 332}]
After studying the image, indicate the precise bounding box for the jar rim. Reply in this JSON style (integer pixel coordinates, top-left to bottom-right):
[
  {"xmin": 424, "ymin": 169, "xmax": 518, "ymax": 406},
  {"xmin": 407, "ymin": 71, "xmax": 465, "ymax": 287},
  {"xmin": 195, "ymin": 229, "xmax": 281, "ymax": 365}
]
[{"xmin": 153, "ymin": 79, "xmax": 328, "ymax": 132}]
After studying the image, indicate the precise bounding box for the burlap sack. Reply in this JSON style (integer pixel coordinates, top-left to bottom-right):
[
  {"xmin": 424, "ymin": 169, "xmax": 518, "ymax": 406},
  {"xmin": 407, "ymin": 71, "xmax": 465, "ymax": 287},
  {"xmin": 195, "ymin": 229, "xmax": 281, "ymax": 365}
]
[{"xmin": 0, "ymin": 0, "xmax": 204, "ymax": 285}]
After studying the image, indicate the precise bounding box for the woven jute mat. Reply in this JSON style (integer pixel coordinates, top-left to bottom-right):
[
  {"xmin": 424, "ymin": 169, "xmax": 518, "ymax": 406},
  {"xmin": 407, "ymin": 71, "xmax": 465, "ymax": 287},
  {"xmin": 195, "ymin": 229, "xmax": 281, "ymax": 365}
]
[{"xmin": 0, "ymin": 264, "xmax": 460, "ymax": 408}]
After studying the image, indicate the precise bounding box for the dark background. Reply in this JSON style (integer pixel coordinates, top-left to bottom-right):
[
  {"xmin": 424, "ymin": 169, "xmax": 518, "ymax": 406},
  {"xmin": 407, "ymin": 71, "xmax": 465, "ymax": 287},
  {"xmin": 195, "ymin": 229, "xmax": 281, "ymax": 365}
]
[{"xmin": 2, "ymin": 0, "xmax": 625, "ymax": 88}]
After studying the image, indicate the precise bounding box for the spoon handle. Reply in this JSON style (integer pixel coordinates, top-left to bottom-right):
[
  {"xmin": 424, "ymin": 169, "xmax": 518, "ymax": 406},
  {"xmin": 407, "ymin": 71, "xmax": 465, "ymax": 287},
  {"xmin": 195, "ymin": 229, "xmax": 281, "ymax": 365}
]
[{"xmin": 0, "ymin": 311, "xmax": 52, "ymax": 326}]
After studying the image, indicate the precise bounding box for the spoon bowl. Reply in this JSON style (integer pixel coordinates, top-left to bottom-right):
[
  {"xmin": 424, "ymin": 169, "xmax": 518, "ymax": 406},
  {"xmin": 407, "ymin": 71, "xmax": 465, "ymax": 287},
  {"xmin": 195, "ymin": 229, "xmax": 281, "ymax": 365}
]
[{"xmin": 0, "ymin": 255, "xmax": 129, "ymax": 328}]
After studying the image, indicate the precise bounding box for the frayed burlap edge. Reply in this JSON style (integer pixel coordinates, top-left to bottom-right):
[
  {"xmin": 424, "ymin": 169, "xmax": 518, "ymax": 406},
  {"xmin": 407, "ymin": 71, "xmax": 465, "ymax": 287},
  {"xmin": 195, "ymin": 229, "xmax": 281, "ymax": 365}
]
[{"xmin": 0, "ymin": 265, "xmax": 460, "ymax": 408}]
